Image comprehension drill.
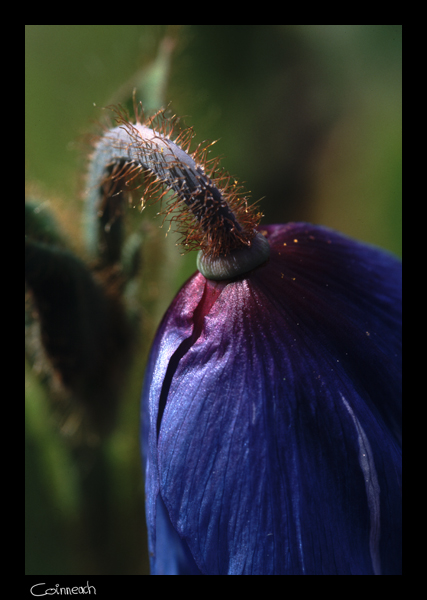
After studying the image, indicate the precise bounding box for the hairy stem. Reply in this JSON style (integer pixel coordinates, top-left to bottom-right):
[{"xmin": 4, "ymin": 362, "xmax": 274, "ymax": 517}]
[{"xmin": 85, "ymin": 110, "xmax": 269, "ymax": 278}]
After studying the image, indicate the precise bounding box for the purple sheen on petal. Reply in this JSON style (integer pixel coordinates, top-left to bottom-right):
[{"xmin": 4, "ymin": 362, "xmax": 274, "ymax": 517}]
[
  {"xmin": 142, "ymin": 223, "xmax": 401, "ymax": 575},
  {"xmin": 141, "ymin": 273, "xmax": 226, "ymax": 571}
]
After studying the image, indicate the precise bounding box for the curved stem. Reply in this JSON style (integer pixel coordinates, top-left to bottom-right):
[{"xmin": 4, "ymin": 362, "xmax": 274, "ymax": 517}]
[{"xmin": 86, "ymin": 111, "xmax": 269, "ymax": 278}]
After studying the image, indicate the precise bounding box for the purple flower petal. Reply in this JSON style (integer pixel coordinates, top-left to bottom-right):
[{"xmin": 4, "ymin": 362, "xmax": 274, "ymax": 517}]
[{"xmin": 142, "ymin": 223, "xmax": 401, "ymax": 575}]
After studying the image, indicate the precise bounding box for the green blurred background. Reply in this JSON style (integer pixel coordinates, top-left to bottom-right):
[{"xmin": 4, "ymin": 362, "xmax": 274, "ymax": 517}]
[{"xmin": 25, "ymin": 25, "xmax": 402, "ymax": 575}]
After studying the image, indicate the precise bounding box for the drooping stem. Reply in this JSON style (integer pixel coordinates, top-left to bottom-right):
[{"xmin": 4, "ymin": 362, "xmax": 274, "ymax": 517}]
[{"xmin": 86, "ymin": 110, "xmax": 270, "ymax": 279}]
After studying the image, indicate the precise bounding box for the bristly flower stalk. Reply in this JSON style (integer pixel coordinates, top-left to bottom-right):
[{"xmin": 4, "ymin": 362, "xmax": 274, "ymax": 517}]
[{"xmin": 86, "ymin": 105, "xmax": 269, "ymax": 278}]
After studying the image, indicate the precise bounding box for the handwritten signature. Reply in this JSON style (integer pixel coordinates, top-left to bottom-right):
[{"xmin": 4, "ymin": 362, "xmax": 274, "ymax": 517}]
[{"xmin": 30, "ymin": 583, "xmax": 96, "ymax": 596}]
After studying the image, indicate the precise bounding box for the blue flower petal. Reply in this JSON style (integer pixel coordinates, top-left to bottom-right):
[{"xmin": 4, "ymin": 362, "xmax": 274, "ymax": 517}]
[
  {"xmin": 153, "ymin": 495, "xmax": 202, "ymax": 575},
  {"xmin": 142, "ymin": 223, "xmax": 401, "ymax": 575}
]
